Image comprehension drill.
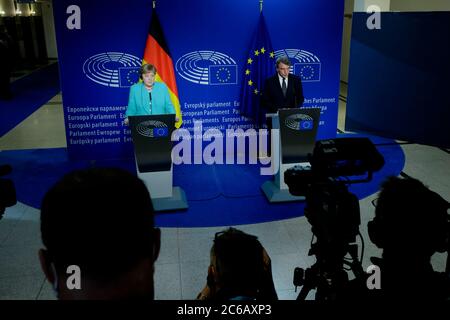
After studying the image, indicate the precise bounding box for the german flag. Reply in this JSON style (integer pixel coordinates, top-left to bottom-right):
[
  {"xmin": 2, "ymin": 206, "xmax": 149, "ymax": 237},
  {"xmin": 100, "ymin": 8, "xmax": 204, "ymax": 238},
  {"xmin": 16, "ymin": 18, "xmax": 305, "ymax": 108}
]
[{"xmin": 143, "ymin": 9, "xmax": 182, "ymax": 128}]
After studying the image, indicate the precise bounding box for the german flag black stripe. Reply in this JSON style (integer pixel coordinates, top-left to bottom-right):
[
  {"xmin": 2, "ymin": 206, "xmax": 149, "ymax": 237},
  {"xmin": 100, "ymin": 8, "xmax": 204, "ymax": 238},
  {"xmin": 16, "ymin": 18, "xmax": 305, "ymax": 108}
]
[{"xmin": 149, "ymin": 10, "xmax": 170, "ymax": 57}]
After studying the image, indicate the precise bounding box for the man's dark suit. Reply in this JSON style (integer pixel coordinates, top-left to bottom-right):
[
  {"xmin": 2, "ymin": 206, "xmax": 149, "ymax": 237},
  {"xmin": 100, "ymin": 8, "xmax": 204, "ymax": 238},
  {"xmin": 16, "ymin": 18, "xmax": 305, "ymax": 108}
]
[{"xmin": 261, "ymin": 73, "xmax": 304, "ymax": 114}]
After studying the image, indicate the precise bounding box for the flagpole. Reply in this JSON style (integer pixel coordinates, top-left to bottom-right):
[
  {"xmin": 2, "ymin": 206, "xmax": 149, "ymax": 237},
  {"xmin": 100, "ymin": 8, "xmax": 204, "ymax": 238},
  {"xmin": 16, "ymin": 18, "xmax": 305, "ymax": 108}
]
[
  {"xmin": 153, "ymin": 0, "xmax": 156, "ymax": 9},
  {"xmin": 260, "ymin": 0, "xmax": 263, "ymax": 12}
]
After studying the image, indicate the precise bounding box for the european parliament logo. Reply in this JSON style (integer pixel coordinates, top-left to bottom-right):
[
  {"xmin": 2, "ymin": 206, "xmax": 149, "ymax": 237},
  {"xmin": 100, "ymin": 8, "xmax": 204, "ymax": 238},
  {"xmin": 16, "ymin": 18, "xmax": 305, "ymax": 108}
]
[
  {"xmin": 83, "ymin": 52, "xmax": 141, "ymax": 88},
  {"xmin": 175, "ymin": 50, "xmax": 237, "ymax": 85},
  {"xmin": 136, "ymin": 120, "xmax": 169, "ymax": 138},
  {"xmin": 285, "ymin": 114, "xmax": 314, "ymax": 131},
  {"xmin": 274, "ymin": 49, "xmax": 322, "ymax": 82}
]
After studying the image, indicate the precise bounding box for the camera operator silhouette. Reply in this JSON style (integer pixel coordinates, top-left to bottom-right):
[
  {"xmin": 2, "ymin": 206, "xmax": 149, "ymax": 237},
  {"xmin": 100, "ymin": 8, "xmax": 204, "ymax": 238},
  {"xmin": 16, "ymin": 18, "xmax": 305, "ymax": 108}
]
[
  {"xmin": 367, "ymin": 176, "xmax": 450, "ymax": 300},
  {"xmin": 196, "ymin": 227, "xmax": 278, "ymax": 301}
]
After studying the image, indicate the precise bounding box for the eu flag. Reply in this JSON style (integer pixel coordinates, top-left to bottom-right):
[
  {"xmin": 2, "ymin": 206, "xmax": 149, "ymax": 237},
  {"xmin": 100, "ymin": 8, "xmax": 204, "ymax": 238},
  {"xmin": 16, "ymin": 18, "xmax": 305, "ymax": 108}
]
[
  {"xmin": 294, "ymin": 63, "xmax": 321, "ymax": 82},
  {"xmin": 209, "ymin": 65, "xmax": 238, "ymax": 85},
  {"xmin": 119, "ymin": 67, "xmax": 141, "ymax": 87},
  {"xmin": 240, "ymin": 13, "xmax": 275, "ymax": 125}
]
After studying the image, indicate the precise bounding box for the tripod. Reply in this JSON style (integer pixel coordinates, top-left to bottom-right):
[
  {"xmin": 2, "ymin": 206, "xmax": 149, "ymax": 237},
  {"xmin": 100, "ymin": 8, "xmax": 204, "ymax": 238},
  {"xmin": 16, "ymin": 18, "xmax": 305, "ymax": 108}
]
[{"xmin": 294, "ymin": 239, "xmax": 366, "ymax": 300}]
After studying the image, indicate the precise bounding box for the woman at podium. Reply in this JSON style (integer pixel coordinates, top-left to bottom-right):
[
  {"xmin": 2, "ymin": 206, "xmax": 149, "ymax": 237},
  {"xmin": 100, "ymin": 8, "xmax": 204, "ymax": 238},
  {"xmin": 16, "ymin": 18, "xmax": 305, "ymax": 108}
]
[{"xmin": 124, "ymin": 63, "xmax": 177, "ymax": 125}]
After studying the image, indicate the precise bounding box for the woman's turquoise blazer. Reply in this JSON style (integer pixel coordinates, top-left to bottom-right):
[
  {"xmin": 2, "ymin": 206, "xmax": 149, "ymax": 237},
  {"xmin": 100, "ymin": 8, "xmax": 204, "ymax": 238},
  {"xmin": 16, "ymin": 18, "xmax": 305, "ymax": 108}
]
[{"xmin": 126, "ymin": 82, "xmax": 175, "ymax": 117}]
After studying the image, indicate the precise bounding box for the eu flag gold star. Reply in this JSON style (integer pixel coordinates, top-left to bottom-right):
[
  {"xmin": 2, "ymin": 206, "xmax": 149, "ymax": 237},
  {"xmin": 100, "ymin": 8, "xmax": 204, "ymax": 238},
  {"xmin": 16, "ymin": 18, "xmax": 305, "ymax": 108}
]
[
  {"xmin": 248, "ymin": 80, "xmax": 253, "ymax": 86},
  {"xmin": 247, "ymin": 58, "xmax": 253, "ymax": 64},
  {"xmin": 245, "ymin": 69, "xmax": 251, "ymax": 75},
  {"xmin": 269, "ymin": 52, "xmax": 275, "ymax": 58},
  {"xmin": 261, "ymin": 47, "xmax": 266, "ymax": 54},
  {"xmin": 254, "ymin": 89, "xmax": 259, "ymax": 95},
  {"xmin": 254, "ymin": 50, "xmax": 260, "ymax": 56}
]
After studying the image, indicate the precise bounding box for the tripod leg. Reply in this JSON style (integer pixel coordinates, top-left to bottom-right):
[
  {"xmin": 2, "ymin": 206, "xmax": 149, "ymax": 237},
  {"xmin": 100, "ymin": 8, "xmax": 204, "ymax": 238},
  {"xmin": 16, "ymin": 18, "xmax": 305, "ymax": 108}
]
[{"xmin": 296, "ymin": 284, "xmax": 312, "ymax": 300}]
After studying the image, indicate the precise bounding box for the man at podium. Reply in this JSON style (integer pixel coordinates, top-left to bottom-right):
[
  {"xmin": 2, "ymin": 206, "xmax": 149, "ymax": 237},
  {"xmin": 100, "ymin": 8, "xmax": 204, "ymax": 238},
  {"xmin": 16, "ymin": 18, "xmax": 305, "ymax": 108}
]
[
  {"xmin": 261, "ymin": 56, "xmax": 304, "ymax": 116},
  {"xmin": 124, "ymin": 64, "xmax": 177, "ymax": 125}
]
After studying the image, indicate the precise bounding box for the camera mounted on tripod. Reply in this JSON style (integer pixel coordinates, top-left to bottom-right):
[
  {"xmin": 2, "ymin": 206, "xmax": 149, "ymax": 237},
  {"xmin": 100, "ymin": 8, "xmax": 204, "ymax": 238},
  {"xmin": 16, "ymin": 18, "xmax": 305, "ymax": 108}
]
[
  {"xmin": 285, "ymin": 137, "xmax": 384, "ymax": 247},
  {"xmin": 284, "ymin": 137, "xmax": 385, "ymax": 300}
]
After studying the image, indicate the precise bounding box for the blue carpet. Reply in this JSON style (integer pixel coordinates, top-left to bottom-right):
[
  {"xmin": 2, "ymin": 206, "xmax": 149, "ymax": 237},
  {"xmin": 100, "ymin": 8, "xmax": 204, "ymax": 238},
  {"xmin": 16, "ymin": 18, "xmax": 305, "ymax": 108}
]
[
  {"xmin": 0, "ymin": 63, "xmax": 61, "ymax": 136},
  {"xmin": 0, "ymin": 133, "xmax": 405, "ymax": 227}
]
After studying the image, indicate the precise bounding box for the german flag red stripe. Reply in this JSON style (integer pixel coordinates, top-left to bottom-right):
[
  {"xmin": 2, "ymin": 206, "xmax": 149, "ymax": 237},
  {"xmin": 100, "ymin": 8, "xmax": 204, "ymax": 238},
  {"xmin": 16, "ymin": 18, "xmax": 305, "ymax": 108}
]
[
  {"xmin": 143, "ymin": 9, "xmax": 182, "ymax": 127},
  {"xmin": 143, "ymin": 36, "xmax": 179, "ymax": 96}
]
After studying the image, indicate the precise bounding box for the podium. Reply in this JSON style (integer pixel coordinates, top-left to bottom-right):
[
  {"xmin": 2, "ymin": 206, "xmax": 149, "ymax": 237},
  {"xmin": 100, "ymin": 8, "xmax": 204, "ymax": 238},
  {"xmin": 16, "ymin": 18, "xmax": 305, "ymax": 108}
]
[
  {"xmin": 129, "ymin": 115, "xmax": 188, "ymax": 211},
  {"xmin": 261, "ymin": 108, "xmax": 321, "ymax": 203}
]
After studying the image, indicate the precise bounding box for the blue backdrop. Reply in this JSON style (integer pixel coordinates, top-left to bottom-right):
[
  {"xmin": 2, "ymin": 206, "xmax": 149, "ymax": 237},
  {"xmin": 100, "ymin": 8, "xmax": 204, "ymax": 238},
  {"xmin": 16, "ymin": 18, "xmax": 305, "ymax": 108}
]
[
  {"xmin": 346, "ymin": 12, "xmax": 450, "ymax": 148},
  {"xmin": 53, "ymin": 0, "xmax": 345, "ymax": 160}
]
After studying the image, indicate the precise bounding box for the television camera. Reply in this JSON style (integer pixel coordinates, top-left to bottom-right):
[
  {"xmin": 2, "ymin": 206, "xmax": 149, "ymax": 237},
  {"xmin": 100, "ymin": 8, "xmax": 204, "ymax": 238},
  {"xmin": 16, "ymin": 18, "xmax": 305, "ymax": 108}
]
[
  {"xmin": 0, "ymin": 164, "xmax": 17, "ymax": 220},
  {"xmin": 284, "ymin": 137, "xmax": 385, "ymax": 300}
]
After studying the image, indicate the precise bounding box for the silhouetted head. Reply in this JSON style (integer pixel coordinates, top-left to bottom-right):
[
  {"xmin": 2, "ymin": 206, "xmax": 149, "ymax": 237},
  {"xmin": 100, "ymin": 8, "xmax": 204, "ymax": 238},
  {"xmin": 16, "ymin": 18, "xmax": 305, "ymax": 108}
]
[
  {"xmin": 368, "ymin": 176, "xmax": 449, "ymax": 258},
  {"xmin": 208, "ymin": 228, "xmax": 268, "ymax": 300},
  {"xmin": 39, "ymin": 167, "xmax": 160, "ymax": 300}
]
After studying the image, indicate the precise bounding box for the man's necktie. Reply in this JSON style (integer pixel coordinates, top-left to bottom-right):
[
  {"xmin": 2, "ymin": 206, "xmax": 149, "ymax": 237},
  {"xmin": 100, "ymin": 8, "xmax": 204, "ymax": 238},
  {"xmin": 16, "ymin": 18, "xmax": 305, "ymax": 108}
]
[{"xmin": 282, "ymin": 77, "xmax": 287, "ymax": 97}]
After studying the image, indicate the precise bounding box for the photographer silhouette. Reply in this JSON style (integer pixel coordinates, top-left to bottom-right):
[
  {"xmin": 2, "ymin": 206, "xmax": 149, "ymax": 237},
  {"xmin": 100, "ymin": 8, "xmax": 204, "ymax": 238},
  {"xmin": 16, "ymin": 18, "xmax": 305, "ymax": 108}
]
[
  {"xmin": 367, "ymin": 176, "xmax": 450, "ymax": 300},
  {"xmin": 196, "ymin": 228, "xmax": 278, "ymax": 301}
]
